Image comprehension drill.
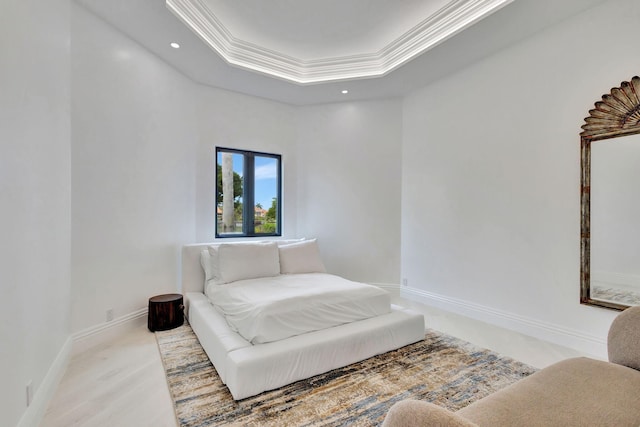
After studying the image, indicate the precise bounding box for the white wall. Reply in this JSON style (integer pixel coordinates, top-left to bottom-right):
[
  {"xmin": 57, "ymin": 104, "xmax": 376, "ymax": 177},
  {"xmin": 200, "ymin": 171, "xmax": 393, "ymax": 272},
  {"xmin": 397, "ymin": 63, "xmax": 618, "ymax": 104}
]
[
  {"xmin": 193, "ymin": 93, "xmax": 404, "ymax": 288},
  {"xmin": 296, "ymin": 99, "xmax": 403, "ymax": 284},
  {"xmin": 0, "ymin": 0, "xmax": 71, "ymax": 425},
  {"xmin": 70, "ymin": 4, "xmax": 198, "ymax": 332},
  {"xmin": 195, "ymin": 87, "xmax": 298, "ymax": 242},
  {"xmin": 401, "ymin": 0, "xmax": 640, "ymax": 357}
]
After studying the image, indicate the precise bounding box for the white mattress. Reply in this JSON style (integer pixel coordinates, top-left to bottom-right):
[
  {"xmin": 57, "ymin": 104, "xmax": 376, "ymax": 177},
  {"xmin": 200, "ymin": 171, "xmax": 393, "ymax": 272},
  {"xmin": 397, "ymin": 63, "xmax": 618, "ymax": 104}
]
[
  {"xmin": 206, "ymin": 273, "xmax": 391, "ymax": 344},
  {"xmin": 187, "ymin": 291, "xmax": 425, "ymax": 400}
]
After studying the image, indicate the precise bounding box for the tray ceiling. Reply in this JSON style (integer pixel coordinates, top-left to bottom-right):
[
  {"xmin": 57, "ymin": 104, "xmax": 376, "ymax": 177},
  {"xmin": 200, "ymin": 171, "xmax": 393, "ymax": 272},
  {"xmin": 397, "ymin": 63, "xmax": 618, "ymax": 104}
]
[
  {"xmin": 166, "ymin": 0, "xmax": 514, "ymax": 84},
  {"xmin": 75, "ymin": 0, "xmax": 609, "ymax": 105}
]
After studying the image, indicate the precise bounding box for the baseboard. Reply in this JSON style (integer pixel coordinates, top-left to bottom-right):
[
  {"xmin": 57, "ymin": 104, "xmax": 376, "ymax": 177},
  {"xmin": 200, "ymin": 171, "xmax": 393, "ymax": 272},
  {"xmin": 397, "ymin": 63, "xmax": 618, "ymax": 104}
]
[
  {"xmin": 370, "ymin": 282, "xmax": 401, "ymax": 296},
  {"xmin": 17, "ymin": 309, "xmax": 149, "ymax": 426},
  {"xmin": 400, "ymin": 286, "xmax": 607, "ymax": 358},
  {"xmin": 17, "ymin": 336, "xmax": 73, "ymax": 427},
  {"xmin": 71, "ymin": 307, "xmax": 148, "ymax": 354}
]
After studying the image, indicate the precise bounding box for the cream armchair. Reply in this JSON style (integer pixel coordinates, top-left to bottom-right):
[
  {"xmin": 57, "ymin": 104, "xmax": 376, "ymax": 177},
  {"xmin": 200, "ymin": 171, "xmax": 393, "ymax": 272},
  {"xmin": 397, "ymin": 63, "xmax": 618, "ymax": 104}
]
[{"xmin": 382, "ymin": 306, "xmax": 640, "ymax": 427}]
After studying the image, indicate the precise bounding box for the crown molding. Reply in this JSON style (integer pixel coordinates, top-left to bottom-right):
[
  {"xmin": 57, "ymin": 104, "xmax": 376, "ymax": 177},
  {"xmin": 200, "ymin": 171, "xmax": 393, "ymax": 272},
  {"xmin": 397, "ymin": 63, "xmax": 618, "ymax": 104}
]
[{"xmin": 166, "ymin": 0, "xmax": 513, "ymax": 85}]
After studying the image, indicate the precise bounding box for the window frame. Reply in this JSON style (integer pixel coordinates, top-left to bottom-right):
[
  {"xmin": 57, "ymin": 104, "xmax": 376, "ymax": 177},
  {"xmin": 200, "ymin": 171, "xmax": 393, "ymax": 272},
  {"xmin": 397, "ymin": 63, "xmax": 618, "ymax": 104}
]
[{"xmin": 215, "ymin": 147, "xmax": 282, "ymax": 238}]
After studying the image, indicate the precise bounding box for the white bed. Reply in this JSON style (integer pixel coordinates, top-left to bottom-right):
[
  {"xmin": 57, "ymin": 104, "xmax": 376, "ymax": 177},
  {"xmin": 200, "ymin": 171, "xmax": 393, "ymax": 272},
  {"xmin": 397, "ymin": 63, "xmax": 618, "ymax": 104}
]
[{"xmin": 181, "ymin": 240, "xmax": 425, "ymax": 400}]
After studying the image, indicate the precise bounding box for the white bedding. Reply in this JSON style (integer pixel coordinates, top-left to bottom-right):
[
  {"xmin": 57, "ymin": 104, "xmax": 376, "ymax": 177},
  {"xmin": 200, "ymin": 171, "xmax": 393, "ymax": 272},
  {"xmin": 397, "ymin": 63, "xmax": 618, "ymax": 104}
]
[
  {"xmin": 206, "ymin": 273, "xmax": 391, "ymax": 344},
  {"xmin": 182, "ymin": 242, "xmax": 426, "ymax": 400},
  {"xmin": 187, "ymin": 292, "xmax": 425, "ymax": 400}
]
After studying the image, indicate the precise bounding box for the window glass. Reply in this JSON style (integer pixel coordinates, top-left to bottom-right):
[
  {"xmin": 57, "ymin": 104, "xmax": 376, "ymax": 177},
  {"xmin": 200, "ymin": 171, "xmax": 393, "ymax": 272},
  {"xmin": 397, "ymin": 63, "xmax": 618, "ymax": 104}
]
[
  {"xmin": 254, "ymin": 156, "xmax": 279, "ymax": 234},
  {"xmin": 216, "ymin": 148, "xmax": 281, "ymax": 237}
]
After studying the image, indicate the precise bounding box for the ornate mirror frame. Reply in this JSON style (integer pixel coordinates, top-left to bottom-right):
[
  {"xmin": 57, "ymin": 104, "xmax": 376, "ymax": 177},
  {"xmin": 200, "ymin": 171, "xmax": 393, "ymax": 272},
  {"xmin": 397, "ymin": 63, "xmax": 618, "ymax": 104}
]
[{"xmin": 581, "ymin": 76, "xmax": 640, "ymax": 310}]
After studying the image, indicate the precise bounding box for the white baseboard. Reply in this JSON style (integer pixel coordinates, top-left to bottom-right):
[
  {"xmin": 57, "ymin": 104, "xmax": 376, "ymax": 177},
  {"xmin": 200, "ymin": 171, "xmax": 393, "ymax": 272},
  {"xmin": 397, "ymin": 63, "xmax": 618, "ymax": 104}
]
[
  {"xmin": 17, "ymin": 308, "xmax": 149, "ymax": 427},
  {"xmin": 17, "ymin": 336, "xmax": 72, "ymax": 427},
  {"xmin": 370, "ymin": 282, "xmax": 401, "ymax": 296},
  {"xmin": 71, "ymin": 307, "xmax": 148, "ymax": 354},
  {"xmin": 400, "ymin": 286, "xmax": 607, "ymax": 358}
]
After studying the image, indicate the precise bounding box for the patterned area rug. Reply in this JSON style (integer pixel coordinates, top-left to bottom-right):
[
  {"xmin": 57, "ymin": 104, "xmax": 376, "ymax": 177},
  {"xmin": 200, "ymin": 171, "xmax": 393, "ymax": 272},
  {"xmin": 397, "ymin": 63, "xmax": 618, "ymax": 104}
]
[{"xmin": 156, "ymin": 323, "xmax": 536, "ymax": 427}]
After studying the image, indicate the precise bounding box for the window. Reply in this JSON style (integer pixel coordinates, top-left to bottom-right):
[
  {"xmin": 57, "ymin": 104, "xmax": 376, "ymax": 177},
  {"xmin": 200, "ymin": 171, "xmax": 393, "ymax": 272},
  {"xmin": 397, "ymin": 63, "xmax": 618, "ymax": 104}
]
[{"xmin": 216, "ymin": 147, "xmax": 282, "ymax": 237}]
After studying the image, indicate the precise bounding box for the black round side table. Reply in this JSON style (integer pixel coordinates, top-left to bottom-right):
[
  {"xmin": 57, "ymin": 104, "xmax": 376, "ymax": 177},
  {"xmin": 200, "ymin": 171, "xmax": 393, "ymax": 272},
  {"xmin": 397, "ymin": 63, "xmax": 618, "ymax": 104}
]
[{"xmin": 148, "ymin": 293, "xmax": 184, "ymax": 332}]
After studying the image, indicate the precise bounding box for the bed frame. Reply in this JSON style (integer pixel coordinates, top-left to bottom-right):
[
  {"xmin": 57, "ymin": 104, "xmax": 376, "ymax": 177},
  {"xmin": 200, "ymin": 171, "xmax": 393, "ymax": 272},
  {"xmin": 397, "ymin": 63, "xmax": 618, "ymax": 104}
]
[{"xmin": 181, "ymin": 242, "xmax": 426, "ymax": 400}]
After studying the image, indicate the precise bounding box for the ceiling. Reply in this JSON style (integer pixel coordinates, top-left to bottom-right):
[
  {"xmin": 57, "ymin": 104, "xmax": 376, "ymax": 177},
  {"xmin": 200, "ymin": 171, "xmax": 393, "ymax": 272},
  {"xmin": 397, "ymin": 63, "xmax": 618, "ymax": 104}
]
[
  {"xmin": 76, "ymin": 0, "xmax": 607, "ymax": 105},
  {"xmin": 166, "ymin": 0, "xmax": 514, "ymax": 84}
]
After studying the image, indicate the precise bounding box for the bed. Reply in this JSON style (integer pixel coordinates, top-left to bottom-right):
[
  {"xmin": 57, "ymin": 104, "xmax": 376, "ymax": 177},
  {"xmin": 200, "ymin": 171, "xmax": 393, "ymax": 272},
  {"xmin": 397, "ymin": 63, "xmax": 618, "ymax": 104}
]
[{"xmin": 181, "ymin": 239, "xmax": 425, "ymax": 400}]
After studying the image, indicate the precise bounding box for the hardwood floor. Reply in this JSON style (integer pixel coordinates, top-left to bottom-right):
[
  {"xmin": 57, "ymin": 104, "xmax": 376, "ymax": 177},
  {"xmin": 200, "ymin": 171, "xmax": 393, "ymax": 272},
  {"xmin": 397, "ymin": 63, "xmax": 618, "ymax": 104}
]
[
  {"xmin": 41, "ymin": 319, "xmax": 177, "ymax": 427},
  {"xmin": 41, "ymin": 297, "xmax": 589, "ymax": 427}
]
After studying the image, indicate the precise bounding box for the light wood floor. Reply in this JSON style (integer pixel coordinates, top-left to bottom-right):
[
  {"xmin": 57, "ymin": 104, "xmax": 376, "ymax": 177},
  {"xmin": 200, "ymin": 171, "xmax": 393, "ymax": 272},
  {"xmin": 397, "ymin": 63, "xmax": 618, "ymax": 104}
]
[
  {"xmin": 41, "ymin": 319, "xmax": 177, "ymax": 427},
  {"xmin": 41, "ymin": 297, "xmax": 589, "ymax": 427}
]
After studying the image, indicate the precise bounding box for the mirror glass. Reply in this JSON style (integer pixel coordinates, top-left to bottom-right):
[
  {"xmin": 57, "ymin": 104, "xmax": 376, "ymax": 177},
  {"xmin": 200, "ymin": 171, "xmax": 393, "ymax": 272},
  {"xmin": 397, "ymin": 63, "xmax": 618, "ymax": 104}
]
[{"xmin": 589, "ymin": 134, "xmax": 640, "ymax": 306}]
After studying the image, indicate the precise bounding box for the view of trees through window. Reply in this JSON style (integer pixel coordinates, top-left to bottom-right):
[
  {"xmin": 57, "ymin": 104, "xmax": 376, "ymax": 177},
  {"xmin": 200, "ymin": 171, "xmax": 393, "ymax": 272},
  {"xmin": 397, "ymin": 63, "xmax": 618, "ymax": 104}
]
[{"xmin": 216, "ymin": 148, "xmax": 281, "ymax": 237}]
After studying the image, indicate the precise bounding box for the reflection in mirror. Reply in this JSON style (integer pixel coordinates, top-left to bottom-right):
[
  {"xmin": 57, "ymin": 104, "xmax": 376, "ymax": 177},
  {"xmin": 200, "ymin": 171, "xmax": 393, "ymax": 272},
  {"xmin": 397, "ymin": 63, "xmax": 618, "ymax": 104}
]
[
  {"xmin": 580, "ymin": 76, "xmax": 640, "ymax": 311},
  {"xmin": 590, "ymin": 135, "xmax": 640, "ymax": 306}
]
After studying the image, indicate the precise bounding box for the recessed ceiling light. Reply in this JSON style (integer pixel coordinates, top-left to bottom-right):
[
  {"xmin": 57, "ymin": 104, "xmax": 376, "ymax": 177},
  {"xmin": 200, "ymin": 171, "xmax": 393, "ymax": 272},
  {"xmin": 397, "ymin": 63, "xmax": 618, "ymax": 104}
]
[
  {"xmin": 341, "ymin": 90, "xmax": 349, "ymax": 94},
  {"xmin": 170, "ymin": 42, "xmax": 180, "ymax": 49}
]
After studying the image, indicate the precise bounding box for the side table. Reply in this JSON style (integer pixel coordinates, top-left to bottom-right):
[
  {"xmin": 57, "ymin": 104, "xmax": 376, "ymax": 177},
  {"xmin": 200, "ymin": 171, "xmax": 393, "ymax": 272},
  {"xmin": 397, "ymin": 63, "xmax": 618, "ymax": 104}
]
[{"xmin": 148, "ymin": 293, "xmax": 184, "ymax": 332}]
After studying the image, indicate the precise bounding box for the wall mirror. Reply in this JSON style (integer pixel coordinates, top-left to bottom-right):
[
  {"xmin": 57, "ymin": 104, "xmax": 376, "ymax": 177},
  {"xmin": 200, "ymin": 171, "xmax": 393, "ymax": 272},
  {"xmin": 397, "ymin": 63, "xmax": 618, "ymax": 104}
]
[{"xmin": 581, "ymin": 76, "xmax": 640, "ymax": 310}]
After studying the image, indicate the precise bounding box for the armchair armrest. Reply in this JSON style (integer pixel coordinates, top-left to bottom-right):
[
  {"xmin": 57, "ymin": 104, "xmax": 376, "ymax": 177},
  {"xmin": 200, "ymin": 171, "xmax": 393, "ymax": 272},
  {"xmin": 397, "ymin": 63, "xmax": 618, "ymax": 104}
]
[
  {"xmin": 608, "ymin": 305, "xmax": 640, "ymax": 371},
  {"xmin": 382, "ymin": 400, "xmax": 478, "ymax": 427}
]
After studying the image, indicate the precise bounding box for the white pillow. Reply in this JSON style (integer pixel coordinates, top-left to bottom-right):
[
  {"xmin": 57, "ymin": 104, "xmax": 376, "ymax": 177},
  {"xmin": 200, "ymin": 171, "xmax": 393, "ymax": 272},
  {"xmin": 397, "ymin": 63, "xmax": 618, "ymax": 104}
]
[
  {"xmin": 205, "ymin": 245, "xmax": 224, "ymax": 286},
  {"xmin": 278, "ymin": 239, "xmax": 326, "ymax": 274},
  {"xmin": 203, "ymin": 240, "xmax": 299, "ymax": 287},
  {"xmin": 275, "ymin": 238, "xmax": 305, "ymax": 246},
  {"xmin": 216, "ymin": 241, "xmax": 280, "ymax": 284},
  {"xmin": 201, "ymin": 249, "xmax": 215, "ymax": 282}
]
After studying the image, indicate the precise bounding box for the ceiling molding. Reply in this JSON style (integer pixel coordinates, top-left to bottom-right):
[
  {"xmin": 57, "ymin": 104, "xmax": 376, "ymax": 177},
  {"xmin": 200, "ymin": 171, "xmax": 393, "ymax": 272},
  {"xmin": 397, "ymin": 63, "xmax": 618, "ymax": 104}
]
[{"xmin": 166, "ymin": 0, "xmax": 514, "ymax": 85}]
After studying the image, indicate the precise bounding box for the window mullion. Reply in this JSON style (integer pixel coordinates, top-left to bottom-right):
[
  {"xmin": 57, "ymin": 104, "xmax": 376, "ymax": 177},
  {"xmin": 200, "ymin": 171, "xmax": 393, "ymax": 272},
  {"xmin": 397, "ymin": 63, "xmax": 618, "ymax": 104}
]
[{"xmin": 243, "ymin": 155, "xmax": 255, "ymax": 236}]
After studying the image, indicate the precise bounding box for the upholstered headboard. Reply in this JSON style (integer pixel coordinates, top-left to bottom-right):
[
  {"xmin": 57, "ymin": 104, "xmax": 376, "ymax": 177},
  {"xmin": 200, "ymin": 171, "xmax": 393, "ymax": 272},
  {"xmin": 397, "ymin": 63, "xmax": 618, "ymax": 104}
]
[{"xmin": 181, "ymin": 239, "xmax": 306, "ymax": 296}]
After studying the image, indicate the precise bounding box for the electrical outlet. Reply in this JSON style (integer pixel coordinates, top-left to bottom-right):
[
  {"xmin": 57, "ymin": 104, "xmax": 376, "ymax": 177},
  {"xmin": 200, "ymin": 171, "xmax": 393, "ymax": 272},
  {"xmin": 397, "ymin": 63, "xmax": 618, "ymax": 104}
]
[
  {"xmin": 402, "ymin": 278, "xmax": 408, "ymax": 287},
  {"xmin": 106, "ymin": 308, "xmax": 114, "ymax": 322},
  {"xmin": 26, "ymin": 381, "xmax": 33, "ymax": 407}
]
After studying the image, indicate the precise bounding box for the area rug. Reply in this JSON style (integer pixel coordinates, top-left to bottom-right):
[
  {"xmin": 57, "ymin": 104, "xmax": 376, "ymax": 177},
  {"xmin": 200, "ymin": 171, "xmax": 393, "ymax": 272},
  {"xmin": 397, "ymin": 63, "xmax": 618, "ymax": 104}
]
[{"xmin": 156, "ymin": 323, "xmax": 536, "ymax": 427}]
